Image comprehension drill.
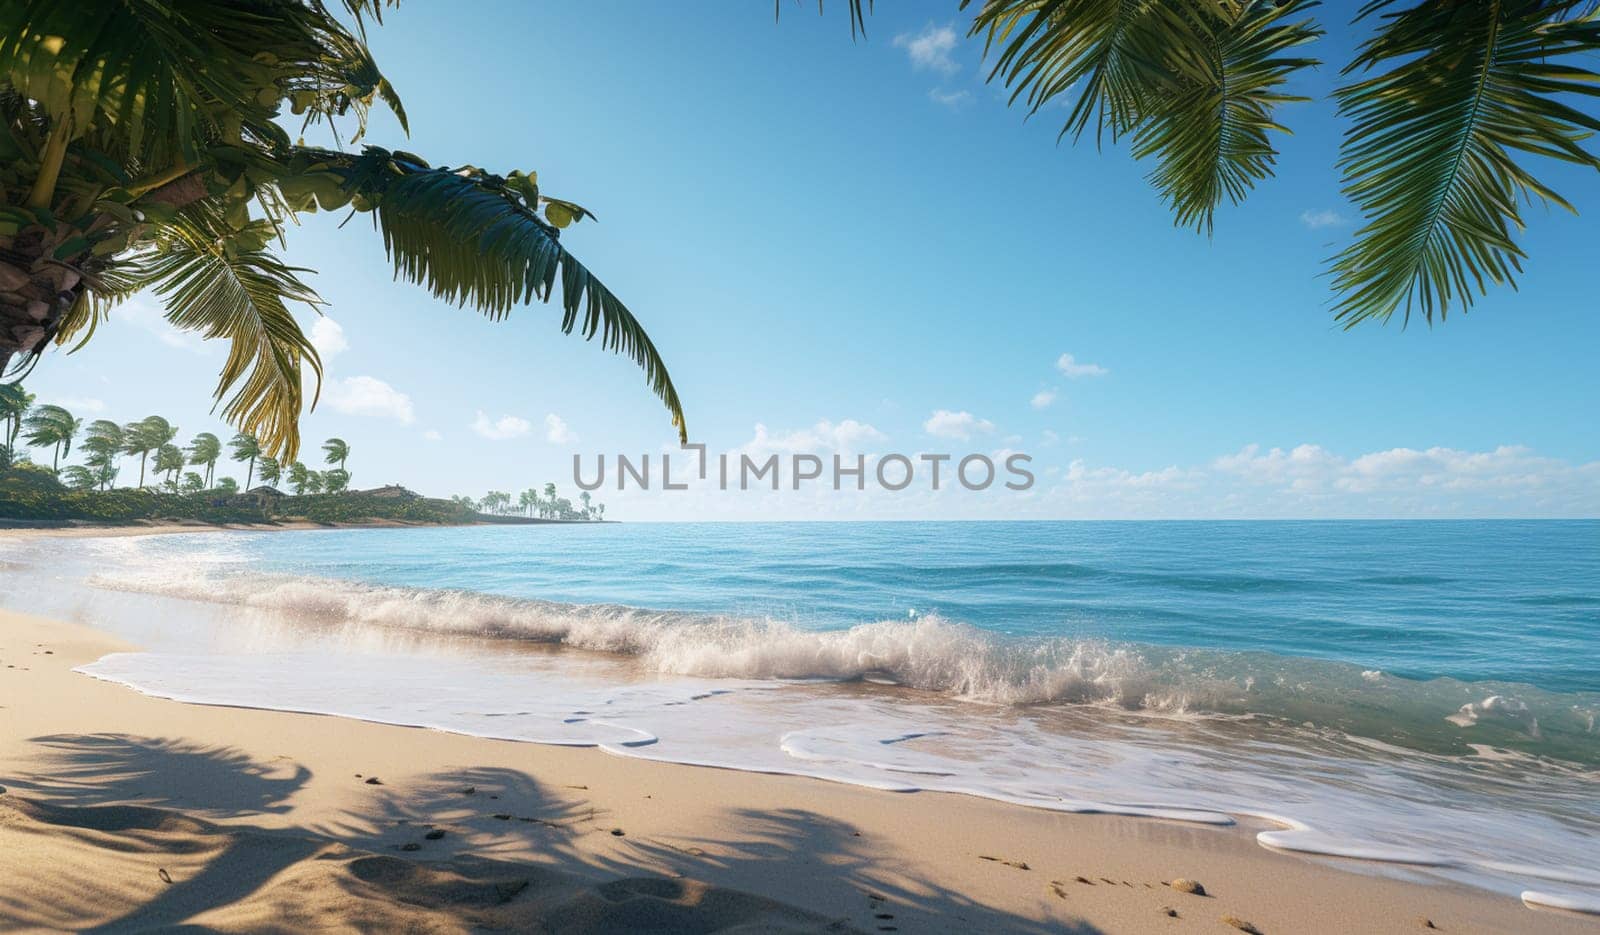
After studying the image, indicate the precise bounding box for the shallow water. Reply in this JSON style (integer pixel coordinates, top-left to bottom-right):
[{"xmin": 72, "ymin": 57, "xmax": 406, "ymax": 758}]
[{"xmin": 2, "ymin": 521, "xmax": 1596, "ymax": 913}]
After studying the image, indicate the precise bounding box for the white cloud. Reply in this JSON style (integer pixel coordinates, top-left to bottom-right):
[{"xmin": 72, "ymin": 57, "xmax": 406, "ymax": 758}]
[
  {"xmin": 308, "ymin": 317, "xmax": 349, "ymax": 360},
  {"xmin": 1041, "ymin": 429, "xmax": 1061, "ymax": 446},
  {"xmin": 545, "ymin": 413, "xmax": 576, "ymax": 445},
  {"xmin": 118, "ymin": 298, "xmax": 208, "ymax": 354},
  {"xmin": 52, "ymin": 396, "xmax": 105, "ymax": 413},
  {"xmin": 422, "ymin": 430, "xmax": 442, "ymax": 442},
  {"xmin": 928, "ymin": 88, "xmax": 972, "ymax": 108},
  {"xmin": 894, "ymin": 23, "xmax": 961, "ymax": 75},
  {"xmin": 923, "ymin": 409, "xmax": 994, "ymax": 440},
  {"xmin": 1198, "ymin": 443, "xmax": 1600, "ymax": 514},
  {"xmin": 325, "ymin": 376, "xmax": 415, "ymax": 424},
  {"xmin": 1300, "ymin": 208, "xmax": 1348, "ymax": 229},
  {"xmin": 742, "ymin": 419, "xmax": 886, "ymax": 457},
  {"xmin": 472, "ymin": 411, "xmax": 531, "ymax": 441},
  {"xmin": 1056, "ymin": 353, "xmax": 1108, "ymax": 379},
  {"xmin": 1030, "ymin": 389, "xmax": 1058, "ymax": 410}
]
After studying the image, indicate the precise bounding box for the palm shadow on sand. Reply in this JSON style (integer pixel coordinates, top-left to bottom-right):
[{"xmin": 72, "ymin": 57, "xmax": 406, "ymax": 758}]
[{"xmin": 0, "ymin": 733, "xmax": 1105, "ymax": 933}]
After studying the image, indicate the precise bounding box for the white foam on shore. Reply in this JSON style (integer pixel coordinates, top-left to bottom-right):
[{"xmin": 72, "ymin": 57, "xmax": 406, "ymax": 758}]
[{"xmin": 75, "ymin": 646, "xmax": 1600, "ymax": 915}]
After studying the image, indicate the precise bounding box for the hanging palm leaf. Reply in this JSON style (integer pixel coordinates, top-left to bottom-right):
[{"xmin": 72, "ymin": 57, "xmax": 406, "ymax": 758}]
[{"xmin": 1332, "ymin": 0, "xmax": 1600, "ymax": 325}]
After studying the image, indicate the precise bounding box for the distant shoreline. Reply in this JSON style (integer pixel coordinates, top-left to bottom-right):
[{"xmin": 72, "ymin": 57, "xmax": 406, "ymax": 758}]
[{"xmin": 0, "ymin": 516, "xmax": 608, "ymax": 538}]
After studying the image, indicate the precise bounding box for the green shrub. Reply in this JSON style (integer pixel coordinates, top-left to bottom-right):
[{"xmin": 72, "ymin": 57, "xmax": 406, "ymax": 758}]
[{"xmin": 0, "ymin": 473, "xmax": 476, "ymax": 526}]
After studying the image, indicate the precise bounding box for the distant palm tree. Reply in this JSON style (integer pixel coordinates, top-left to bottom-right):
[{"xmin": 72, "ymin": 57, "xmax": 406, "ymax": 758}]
[
  {"xmin": 286, "ymin": 461, "xmax": 311, "ymax": 495},
  {"xmin": 579, "ymin": 491, "xmax": 592, "ymax": 519},
  {"xmin": 215, "ymin": 476, "xmax": 239, "ymax": 495},
  {"xmin": 303, "ymin": 469, "xmax": 324, "ymax": 494},
  {"xmin": 22, "ymin": 404, "xmax": 81, "ymax": 471},
  {"xmin": 82, "ymin": 420, "xmax": 124, "ymax": 488},
  {"xmin": 518, "ymin": 488, "xmax": 537, "ymax": 517},
  {"xmin": 322, "ymin": 469, "xmax": 349, "ymax": 493},
  {"xmin": 186, "ymin": 432, "xmax": 221, "ymax": 487},
  {"xmin": 123, "ymin": 416, "xmax": 178, "ymax": 488},
  {"xmin": 596, "ymin": 503, "xmax": 605, "ymax": 521},
  {"xmin": 229, "ymin": 433, "xmax": 261, "ymax": 489},
  {"xmin": 256, "ymin": 455, "xmax": 281, "ymax": 489},
  {"xmin": 154, "ymin": 443, "xmax": 185, "ymax": 489},
  {"xmin": 83, "ymin": 460, "xmax": 117, "ymax": 490},
  {"xmin": 542, "ymin": 482, "xmax": 557, "ymax": 518},
  {"xmin": 61, "ymin": 464, "xmax": 97, "ymax": 490},
  {"xmin": 0, "ymin": 383, "xmax": 32, "ymax": 449},
  {"xmin": 180, "ymin": 471, "xmax": 204, "ymax": 493},
  {"xmin": 321, "ymin": 437, "xmax": 350, "ymax": 477}
]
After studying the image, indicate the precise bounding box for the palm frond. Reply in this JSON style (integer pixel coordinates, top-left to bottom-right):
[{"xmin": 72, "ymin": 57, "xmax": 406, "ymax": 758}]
[
  {"xmin": 284, "ymin": 146, "xmax": 687, "ymax": 443},
  {"xmin": 1332, "ymin": 0, "xmax": 1600, "ymax": 325},
  {"xmin": 967, "ymin": 0, "xmax": 1195, "ymax": 143},
  {"xmin": 965, "ymin": 0, "xmax": 1320, "ymax": 230},
  {"xmin": 53, "ymin": 264, "xmax": 141, "ymax": 352},
  {"xmin": 775, "ymin": 0, "xmax": 872, "ymax": 38},
  {"xmin": 1132, "ymin": 1, "xmax": 1321, "ymax": 234},
  {"xmin": 134, "ymin": 206, "xmax": 323, "ymax": 460},
  {"xmin": 0, "ymin": 0, "xmax": 403, "ymax": 168}
]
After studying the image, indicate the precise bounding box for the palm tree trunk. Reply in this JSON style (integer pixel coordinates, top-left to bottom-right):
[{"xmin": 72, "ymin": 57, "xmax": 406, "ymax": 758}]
[
  {"xmin": 1, "ymin": 232, "xmax": 83, "ymax": 375},
  {"xmin": 246, "ymin": 456, "xmax": 255, "ymax": 489},
  {"xmin": 137, "ymin": 452, "xmax": 147, "ymax": 488}
]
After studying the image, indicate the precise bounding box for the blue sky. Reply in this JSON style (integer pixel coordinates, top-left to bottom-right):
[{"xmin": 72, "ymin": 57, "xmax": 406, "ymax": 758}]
[{"xmin": 21, "ymin": 3, "xmax": 1600, "ymax": 518}]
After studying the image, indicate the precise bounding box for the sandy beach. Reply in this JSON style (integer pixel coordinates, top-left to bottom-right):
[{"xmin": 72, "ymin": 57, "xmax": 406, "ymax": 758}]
[{"xmin": 1, "ymin": 533, "xmax": 1593, "ymax": 933}]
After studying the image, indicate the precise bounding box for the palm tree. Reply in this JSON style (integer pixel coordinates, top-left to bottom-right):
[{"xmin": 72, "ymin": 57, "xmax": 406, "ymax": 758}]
[
  {"xmin": 0, "ymin": 383, "xmax": 32, "ymax": 449},
  {"xmin": 62, "ymin": 464, "xmax": 97, "ymax": 490},
  {"xmin": 542, "ymin": 483, "xmax": 558, "ymax": 519},
  {"xmin": 799, "ymin": 1, "xmax": 1600, "ymax": 325},
  {"xmin": 579, "ymin": 491, "xmax": 592, "ymax": 519},
  {"xmin": 186, "ymin": 432, "xmax": 222, "ymax": 487},
  {"xmin": 256, "ymin": 455, "xmax": 281, "ymax": 489},
  {"xmin": 215, "ymin": 476, "xmax": 239, "ymax": 495},
  {"xmin": 321, "ymin": 437, "xmax": 350, "ymax": 480},
  {"xmin": 303, "ymin": 469, "xmax": 325, "ymax": 495},
  {"xmin": 518, "ymin": 488, "xmax": 538, "ymax": 517},
  {"xmin": 229, "ymin": 433, "xmax": 262, "ymax": 489},
  {"xmin": 180, "ymin": 471, "xmax": 204, "ymax": 494},
  {"xmin": 286, "ymin": 461, "xmax": 311, "ymax": 495},
  {"xmin": 596, "ymin": 503, "xmax": 605, "ymax": 522},
  {"xmin": 322, "ymin": 468, "xmax": 350, "ymax": 493},
  {"xmin": 154, "ymin": 443, "xmax": 185, "ymax": 489},
  {"xmin": 82, "ymin": 420, "xmax": 124, "ymax": 489},
  {"xmin": 22, "ymin": 404, "xmax": 81, "ymax": 471},
  {"xmin": 123, "ymin": 416, "xmax": 177, "ymax": 488},
  {"xmin": 1, "ymin": 3, "xmax": 686, "ymax": 465}
]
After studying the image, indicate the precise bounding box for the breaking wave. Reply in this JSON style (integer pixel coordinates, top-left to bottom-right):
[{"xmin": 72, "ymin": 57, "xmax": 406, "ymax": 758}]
[{"xmin": 89, "ymin": 569, "xmax": 1600, "ymax": 764}]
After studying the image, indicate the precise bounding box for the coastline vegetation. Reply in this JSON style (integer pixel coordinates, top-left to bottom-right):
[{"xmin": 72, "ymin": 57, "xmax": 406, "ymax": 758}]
[{"xmin": 0, "ymin": 385, "xmax": 605, "ymax": 526}]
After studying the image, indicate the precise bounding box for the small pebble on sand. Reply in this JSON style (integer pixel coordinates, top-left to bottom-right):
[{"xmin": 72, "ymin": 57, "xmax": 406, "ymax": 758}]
[
  {"xmin": 424, "ymin": 829, "xmax": 445, "ymax": 840},
  {"xmin": 1161, "ymin": 907, "xmax": 1178, "ymax": 918},
  {"xmin": 1169, "ymin": 878, "xmax": 1206, "ymax": 896},
  {"xmin": 611, "ymin": 828, "xmax": 626, "ymax": 836},
  {"xmin": 364, "ymin": 777, "xmax": 382, "ymax": 785},
  {"xmin": 400, "ymin": 842, "xmax": 420, "ymax": 852},
  {"xmin": 1419, "ymin": 920, "xmax": 1437, "ymax": 930},
  {"xmin": 1221, "ymin": 915, "xmax": 1263, "ymax": 934}
]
